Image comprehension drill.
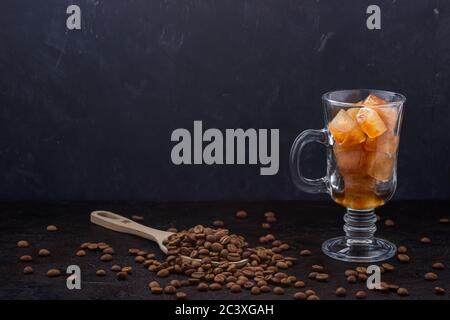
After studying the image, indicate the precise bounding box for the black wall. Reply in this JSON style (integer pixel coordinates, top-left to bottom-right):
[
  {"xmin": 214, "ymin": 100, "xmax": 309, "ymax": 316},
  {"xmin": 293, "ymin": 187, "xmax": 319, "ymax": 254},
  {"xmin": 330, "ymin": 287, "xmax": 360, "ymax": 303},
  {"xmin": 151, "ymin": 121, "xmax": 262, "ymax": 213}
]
[{"xmin": 0, "ymin": 0, "xmax": 449, "ymax": 201}]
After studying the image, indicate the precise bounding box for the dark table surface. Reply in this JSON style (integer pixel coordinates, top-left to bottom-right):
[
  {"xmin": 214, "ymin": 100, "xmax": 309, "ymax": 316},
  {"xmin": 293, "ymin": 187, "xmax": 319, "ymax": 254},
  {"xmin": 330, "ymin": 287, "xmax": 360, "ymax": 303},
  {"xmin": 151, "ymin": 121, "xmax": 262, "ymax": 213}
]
[{"xmin": 0, "ymin": 201, "xmax": 449, "ymax": 300}]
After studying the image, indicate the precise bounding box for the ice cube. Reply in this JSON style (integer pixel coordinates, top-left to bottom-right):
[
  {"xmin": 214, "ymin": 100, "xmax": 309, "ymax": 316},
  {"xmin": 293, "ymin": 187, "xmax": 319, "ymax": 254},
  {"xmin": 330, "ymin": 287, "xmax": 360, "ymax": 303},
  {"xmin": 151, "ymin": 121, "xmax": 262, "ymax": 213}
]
[
  {"xmin": 356, "ymin": 107, "xmax": 387, "ymax": 138},
  {"xmin": 329, "ymin": 109, "xmax": 366, "ymax": 146},
  {"xmin": 334, "ymin": 144, "xmax": 365, "ymax": 174},
  {"xmin": 374, "ymin": 107, "xmax": 399, "ymax": 132},
  {"xmin": 363, "ymin": 94, "xmax": 387, "ymax": 106},
  {"xmin": 364, "ymin": 133, "xmax": 399, "ymax": 154},
  {"xmin": 346, "ymin": 108, "xmax": 360, "ymax": 122},
  {"xmin": 365, "ymin": 151, "xmax": 396, "ymax": 181}
]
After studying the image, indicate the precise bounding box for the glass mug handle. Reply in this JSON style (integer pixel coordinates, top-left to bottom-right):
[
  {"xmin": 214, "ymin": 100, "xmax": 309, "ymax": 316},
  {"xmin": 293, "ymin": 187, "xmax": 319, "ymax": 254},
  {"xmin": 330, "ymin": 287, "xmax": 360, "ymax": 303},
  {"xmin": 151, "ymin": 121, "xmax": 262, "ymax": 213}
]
[{"xmin": 289, "ymin": 129, "xmax": 329, "ymax": 194}]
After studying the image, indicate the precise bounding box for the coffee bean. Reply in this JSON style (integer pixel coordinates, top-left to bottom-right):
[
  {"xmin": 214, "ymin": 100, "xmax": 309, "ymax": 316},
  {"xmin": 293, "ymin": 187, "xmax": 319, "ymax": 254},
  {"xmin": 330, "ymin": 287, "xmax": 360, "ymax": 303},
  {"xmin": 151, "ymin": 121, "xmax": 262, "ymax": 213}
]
[
  {"xmin": 377, "ymin": 282, "xmax": 390, "ymax": 293},
  {"xmin": 164, "ymin": 285, "xmax": 177, "ymax": 294},
  {"xmin": 111, "ymin": 265, "xmax": 121, "ymax": 272},
  {"xmin": 397, "ymin": 254, "xmax": 410, "ymax": 263},
  {"xmin": 273, "ymin": 287, "xmax": 284, "ymax": 295},
  {"xmin": 381, "ymin": 263, "xmax": 395, "ymax": 272},
  {"xmin": 103, "ymin": 247, "xmax": 114, "ymax": 255},
  {"xmin": 47, "ymin": 225, "xmax": 58, "ymax": 232},
  {"xmin": 117, "ymin": 272, "xmax": 128, "ymax": 280},
  {"xmin": 128, "ymin": 248, "xmax": 140, "ymax": 255},
  {"xmin": 96, "ymin": 269, "xmax": 106, "ymax": 276},
  {"xmin": 294, "ymin": 281, "xmax": 305, "ymax": 288},
  {"xmin": 210, "ymin": 283, "xmax": 222, "ymax": 291},
  {"xmin": 312, "ymin": 265, "xmax": 324, "ymax": 272},
  {"xmin": 176, "ymin": 292, "xmax": 187, "ymax": 300},
  {"xmin": 439, "ymin": 218, "xmax": 449, "ymax": 224},
  {"xmin": 384, "ymin": 219, "xmax": 395, "ymax": 227},
  {"xmin": 157, "ymin": 269, "xmax": 170, "ymax": 278},
  {"xmin": 266, "ymin": 216, "xmax": 277, "ymax": 223},
  {"xmin": 23, "ymin": 266, "xmax": 33, "ymax": 275},
  {"xmin": 47, "ymin": 269, "xmax": 61, "ymax": 277},
  {"xmin": 151, "ymin": 286, "xmax": 163, "ymax": 294},
  {"xmin": 300, "ymin": 249, "xmax": 311, "ymax": 256},
  {"xmin": 230, "ymin": 284, "xmax": 242, "ymax": 293},
  {"xmin": 434, "ymin": 287, "xmax": 446, "ymax": 295},
  {"xmin": 76, "ymin": 250, "xmax": 86, "ymax": 257},
  {"xmin": 236, "ymin": 210, "xmax": 247, "ymax": 219},
  {"xmin": 98, "ymin": 243, "xmax": 109, "ymax": 250},
  {"xmin": 100, "ymin": 254, "xmax": 113, "ymax": 262},
  {"xmin": 197, "ymin": 282, "xmax": 209, "ymax": 291},
  {"xmin": 276, "ymin": 261, "xmax": 288, "ymax": 269},
  {"xmin": 261, "ymin": 223, "xmax": 271, "ymax": 229},
  {"xmin": 335, "ymin": 287, "xmax": 347, "ymax": 297},
  {"xmin": 264, "ymin": 211, "xmax": 275, "ymax": 218},
  {"xmin": 316, "ymin": 273, "xmax": 329, "ymax": 282},
  {"xmin": 347, "ymin": 275, "xmax": 357, "ymax": 283},
  {"xmin": 135, "ymin": 256, "xmax": 145, "ymax": 263},
  {"xmin": 345, "ymin": 270, "xmax": 358, "ymax": 277},
  {"xmin": 307, "ymin": 295, "xmax": 320, "ymax": 300},
  {"xmin": 432, "ymin": 262, "xmax": 445, "ymax": 270},
  {"xmin": 397, "ymin": 288, "xmax": 409, "ymax": 296},
  {"xmin": 212, "ymin": 220, "xmax": 224, "ymax": 227},
  {"xmin": 80, "ymin": 242, "xmax": 90, "ymax": 249},
  {"xmin": 355, "ymin": 266, "xmax": 367, "ymax": 274},
  {"xmin": 149, "ymin": 281, "xmax": 160, "ymax": 288},
  {"xmin": 308, "ymin": 272, "xmax": 318, "ymax": 279},
  {"xmin": 17, "ymin": 240, "xmax": 29, "ymax": 248},
  {"xmin": 122, "ymin": 266, "xmax": 132, "ymax": 274},
  {"xmin": 358, "ymin": 273, "xmax": 368, "ymax": 282},
  {"xmin": 131, "ymin": 215, "xmax": 144, "ymax": 221},
  {"xmin": 425, "ymin": 272, "xmax": 438, "ymax": 281},
  {"xmin": 87, "ymin": 243, "xmax": 98, "ymax": 251},
  {"xmin": 293, "ymin": 292, "xmax": 307, "ymax": 300},
  {"xmin": 260, "ymin": 285, "xmax": 271, "ymax": 293},
  {"xmin": 397, "ymin": 245, "xmax": 407, "ymax": 253},
  {"xmin": 38, "ymin": 249, "xmax": 50, "ymax": 257},
  {"xmin": 305, "ymin": 289, "xmax": 316, "ymax": 297},
  {"xmin": 20, "ymin": 255, "xmax": 32, "ymax": 262},
  {"xmin": 355, "ymin": 291, "xmax": 367, "ymax": 299},
  {"xmin": 420, "ymin": 236, "xmax": 431, "ymax": 244}
]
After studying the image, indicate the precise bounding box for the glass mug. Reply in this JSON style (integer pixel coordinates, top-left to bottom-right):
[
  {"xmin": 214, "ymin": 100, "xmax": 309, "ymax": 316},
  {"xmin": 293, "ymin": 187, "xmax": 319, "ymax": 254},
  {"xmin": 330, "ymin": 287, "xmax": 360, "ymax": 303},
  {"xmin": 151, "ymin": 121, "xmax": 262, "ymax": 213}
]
[{"xmin": 290, "ymin": 89, "xmax": 405, "ymax": 262}]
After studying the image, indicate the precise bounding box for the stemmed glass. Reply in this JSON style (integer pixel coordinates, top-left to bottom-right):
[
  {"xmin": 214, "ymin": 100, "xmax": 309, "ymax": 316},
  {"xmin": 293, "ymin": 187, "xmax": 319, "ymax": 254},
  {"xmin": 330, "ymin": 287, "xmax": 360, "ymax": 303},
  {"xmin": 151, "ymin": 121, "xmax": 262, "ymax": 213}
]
[{"xmin": 290, "ymin": 89, "xmax": 405, "ymax": 262}]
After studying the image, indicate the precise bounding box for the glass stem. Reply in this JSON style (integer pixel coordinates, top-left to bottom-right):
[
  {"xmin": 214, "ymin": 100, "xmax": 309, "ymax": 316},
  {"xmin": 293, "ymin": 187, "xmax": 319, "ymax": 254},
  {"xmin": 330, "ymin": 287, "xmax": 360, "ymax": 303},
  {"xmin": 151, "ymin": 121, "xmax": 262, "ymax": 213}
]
[{"xmin": 343, "ymin": 209, "xmax": 377, "ymax": 245}]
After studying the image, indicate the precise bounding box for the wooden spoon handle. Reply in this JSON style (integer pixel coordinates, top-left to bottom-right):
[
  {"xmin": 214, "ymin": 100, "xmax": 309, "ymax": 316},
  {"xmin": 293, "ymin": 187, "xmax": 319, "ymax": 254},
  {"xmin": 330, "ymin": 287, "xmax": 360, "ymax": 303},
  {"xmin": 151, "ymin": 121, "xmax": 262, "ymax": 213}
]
[{"xmin": 90, "ymin": 210, "xmax": 173, "ymax": 253}]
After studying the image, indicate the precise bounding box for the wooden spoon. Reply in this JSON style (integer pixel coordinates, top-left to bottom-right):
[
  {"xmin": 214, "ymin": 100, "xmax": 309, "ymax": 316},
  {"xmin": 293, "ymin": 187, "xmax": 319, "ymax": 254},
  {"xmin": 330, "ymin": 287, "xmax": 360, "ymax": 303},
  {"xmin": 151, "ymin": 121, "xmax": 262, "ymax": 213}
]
[{"xmin": 90, "ymin": 210, "xmax": 248, "ymax": 267}]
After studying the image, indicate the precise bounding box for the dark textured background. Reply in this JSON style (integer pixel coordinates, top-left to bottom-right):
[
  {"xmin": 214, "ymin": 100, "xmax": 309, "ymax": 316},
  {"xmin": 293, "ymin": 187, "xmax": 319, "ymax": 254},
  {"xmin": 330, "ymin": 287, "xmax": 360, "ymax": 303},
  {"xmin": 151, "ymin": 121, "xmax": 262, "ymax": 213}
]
[{"xmin": 0, "ymin": 0, "xmax": 449, "ymax": 201}]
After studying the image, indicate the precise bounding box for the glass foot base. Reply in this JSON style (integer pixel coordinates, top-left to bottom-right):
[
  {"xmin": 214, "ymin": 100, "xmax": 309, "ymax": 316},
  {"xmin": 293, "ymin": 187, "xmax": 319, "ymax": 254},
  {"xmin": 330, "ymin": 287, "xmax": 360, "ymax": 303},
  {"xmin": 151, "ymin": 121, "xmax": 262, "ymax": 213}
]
[{"xmin": 322, "ymin": 236, "xmax": 396, "ymax": 263}]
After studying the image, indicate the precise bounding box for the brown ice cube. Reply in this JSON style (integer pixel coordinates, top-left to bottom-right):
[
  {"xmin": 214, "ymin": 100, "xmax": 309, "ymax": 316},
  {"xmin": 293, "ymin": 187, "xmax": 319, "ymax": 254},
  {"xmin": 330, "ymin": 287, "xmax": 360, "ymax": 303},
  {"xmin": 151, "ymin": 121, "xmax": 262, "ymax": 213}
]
[
  {"xmin": 363, "ymin": 94, "xmax": 387, "ymax": 106},
  {"xmin": 373, "ymin": 107, "xmax": 399, "ymax": 132},
  {"xmin": 334, "ymin": 144, "xmax": 365, "ymax": 174},
  {"xmin": 346, "ymin": 108, "xmax": 360, "ymax": 122},
  {"xmin": 356, "ymin": 107, "xmax": 387, "ymax": 138},
  {"xmin": 329, "ymin": 110, "xmax": 366, "ymax": 147},
  {"xmin": 364, "ymin": 133, "xmax": 399, "ymax": 154},
  {"xmin": 365, "ymin": 151, "xmax": 396, "ymax": 181}
]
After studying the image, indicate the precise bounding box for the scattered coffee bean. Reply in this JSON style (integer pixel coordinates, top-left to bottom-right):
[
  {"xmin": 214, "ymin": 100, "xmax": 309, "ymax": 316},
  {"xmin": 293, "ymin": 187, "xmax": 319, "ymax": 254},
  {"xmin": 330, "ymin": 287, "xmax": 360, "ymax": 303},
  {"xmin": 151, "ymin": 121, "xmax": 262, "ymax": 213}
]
[
  {"xmin": 355, "ymin": 266, "xmax": 367, "ymax": 274},
  {"xmin": 230, "ymin": 284, "xmax": 242, "ymax": 293},
  {"xmin": 397, "ymin": 254, "xmax": 410, "ymax": 263},
  {"xmin": 420, "ymin": 236, "xmax": 431, "ymax": 244},
  {"xmin": 308, "ymin": 272, "xmax": 318, "ymax": 279},
  {"xmin": 261, "ymin": 223, "xmax": 271, "ymax": 229},
  {"xmin": 103, "ymin": 247, "xmax": 114, "ymax": 255},
  {"xmin": 236, "ymin": 210, "xmax": 248, "ymax": 219},
  {"xmin": 111, "ymin": 265, "xmax": 121, "ymax": 272},
  {"xmin": 17, "ymin": 240, "xmax": 29, "ymax": 248},
  {"xmin": 100, "ymin": 254, "xmax": 113, "ymax": 262},
  {"xmin": 300, "ymin": 249, "xmax": 311, "ymax": 256},
  {"xmin": 397, "ymin": 288, "xmax": 409, "ymax": 296},
  {"xmin": 128, "ymin": 248, "xmax": 140, "ymax": 255},
  {"xmin": 38, "ymin": 249, "xmax": 50, "ymax": 257},
  {"xmin": 266, "ymin": 216, "xmax": 277, "ymax": 223},
  {"xmin": 355, "ymin": 291, "xmax": 367, "ymax": 299},
  {"xmin": 96, "ymin": 269, "xmax": 106, "ymax": 276},
  {"xmin": 46, "ymin": 225, "xmax": 58, "ymax": 232},
  {"xmin": 347, "ymin": 275, "xmax": 357, "ymax": 283},
  {"xmin": 425, "ymin": 272, "xmax": 438, "ymax": 281},
  {"xmin": 358, "ymin": 273, "xmax": 368, "ymax": 282},
  {"xmin": 294, "ymin": 281, "xmax": 305, "ymax": 288},
  {"xmin": 432, "ymin": 262, "xmax": 445, "ymax": 270},
  {"xmin": 87, "ymin": 243, "xmax": 98, "ymax": 251},
  {"xmin": 164, "ymin": 285, "xmax": 177, "ymax": 294},
  {"xmin": 384, "ymin": 219, "xmax": 395, "ymax": 227},
  {"xmin": 316, "ymin": 273, "xmax": 329, "ymax": 282},
  {"xmin": 212, "ymin": 220, "xmax": 224, "ymax": 227},
  {"xmin": 47, "ymin": 269, "xmax": 61, "ymax": 277},
  {"xmin": 307, "ymin": 295, "xmax": 320, "ymax": 300},
  {"xmin": 210, "ymin": 283, "xmax": 222, "ymax": 291},
  {"xmin": 23, "ymin": 266, "xmax": 33, "ymax": 275},
  {"xmin": 151, "ymin": 286, "xmax": 163, "ymax": 294},
  {"xmin": 293, "ymin": 292, "xmax": 307, "ymax": 300},
  {"xmin": 273, "ymin": 287, "xmax": 284, "ymax": 295},
  {"xmin": 176, "ymin": 292, "xmax": 187, "ymax": 300},
  {"xmin": 76, "ymin": 250, "xmax": 86, "ymax": 257},
  {"xmin": 98, "ymin": 243, "xmax": 109, "ymax": 250},
  {"xmin": 117, "ymin": 272, "xmax": 128, "ymax": 280},
  {"xmin": 439, "ymin": 217, "xmax": 449, "ymax": 224},
  {"xmin": 250, "ymin": 286, "xmax": 260, "ymax": 295},
  {"xmin": 157, "ymin": 268, "xmax": 170, "ymax": 278},
  {"xmin": 381, "ymin": 263, "xmax": 395, "ymax": 272},
  {"xmin": 131, "ymin": 215, "xmax": 144, "ymax": 221},
  {"xmin": 135, "ymin": 256, "xmax": 145, "ymax": 263},
  {"xmin": 149, "ymin": 281, "xmax": 160, "ymax": 288},
  {"xmin": 397, "ymin": 245, "xmax": 407, "ymax": 253},
  {"xmin": 305, "ymin": 289, "xmax": 316, "ymax": 297},
  {"xmin": 260, "ymin": 285, "xmax": 271, "ymax": 293},
  {"xmin": 434, "ymin": 287, "xmax": 446, "ymax": 295},
  {"xmin": 335, "ymin": 287, "xmax": 347, "ymax": 297},
  {"xmin": 197, "ymin": 282, "xmax": 209, "ymax": 291},
  {"xmin": 312, "ymin": 265, "xmax": 324, "ymax": 272},
  {"xmin": 80, "ymin": 242, "xmax": 90, "ymax": 249},
  {"xmin": 20, "ymin": 255, "xmax": 32, "ymax": 262},
  {"xmin": 122, "ymin": 266, "xmax": 132, "ymax": 274},
  {"xmin": 345, "ymin": 269, "xmax": 358, "ymax": 277}
]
